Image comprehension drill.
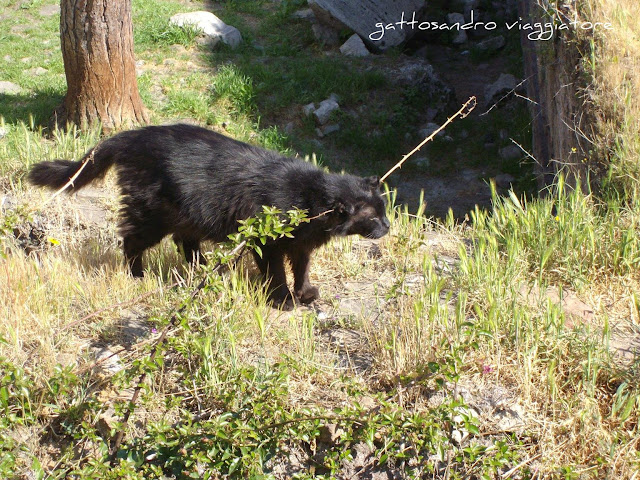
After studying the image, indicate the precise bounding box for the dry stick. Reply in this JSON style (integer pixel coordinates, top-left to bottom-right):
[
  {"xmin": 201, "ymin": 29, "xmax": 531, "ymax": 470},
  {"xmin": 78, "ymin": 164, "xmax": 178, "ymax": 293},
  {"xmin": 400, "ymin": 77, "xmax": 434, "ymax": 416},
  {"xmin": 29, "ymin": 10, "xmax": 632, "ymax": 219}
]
[
  {"xmin": 106, "ymin": 208, "xmax": 340, "ymax": 462},
  {"xmin": 40, "ymin": 143, "xmax": 101, "ymax": 207},
  {"xmin": 379, "ymin": 96, "xmax": 477, "ymax": 184},
  {"xmin": 108, "ymin": 240, "xmax": 247, "ymax": 464}
]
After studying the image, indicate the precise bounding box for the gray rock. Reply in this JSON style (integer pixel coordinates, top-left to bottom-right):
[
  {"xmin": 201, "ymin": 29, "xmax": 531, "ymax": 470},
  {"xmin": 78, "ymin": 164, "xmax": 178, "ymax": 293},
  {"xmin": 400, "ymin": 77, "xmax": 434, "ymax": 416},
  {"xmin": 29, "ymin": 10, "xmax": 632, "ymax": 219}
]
[
  {"xmin": 25, "ymin": 67, "xmax": 48, "ymax": 76},
  {"xmin": 426, "ymin": 108, "xmax": 438, "ymax": 122},
  {"xmin": 447, "ymin": 13, "xmax": 467, "ymax": 44},
  {"xmin": 0, "ymin": 194, "xmax": 16, "ymax": 211},
  {"xmin": 328, "ymin": 92, "xmax": 341, "ymax": 103},
  {"xmin": 419, "ymin": 122, "xmax": 444, "ymax": 138},
  {"xmin": 494, "ymin": 173, "xmax": 516, "ymax": 188},
  {"xmin": 452, "ymin": 30, "xmax": 468, "ymax": 44},
  {"xmin": 499, "ymin": 145, "xmax": 522, "ymax": 161},
  {"xmin": 320, "ymin": 123, "xmax": 340, "ymax": 136},
  {"xmin": 485, "ymin": 73, "xmax": 519, "ymax": 105},
  {"xmin": 0, "ymin": 81, "xmax": 21, "ymax": 95},
  {"xmin": 339, "ymin": 34, "xmax": 369, "ymax": 57},
  {"xmin": 93, "ymin": 347, "xmax": 124, "ymax": 375},
  {"xmin": 476, "ymin": 35, "xmax": 506, "ymax": 52},
  {"xmin": 308, "ymin": 0, "xmax": 425, "ymax": 51},
  {"xmin": 302, "ymin": 102, "xmax": 316, "ymax": 116},
  {"xmin": 414, "ymin": 156, "xmax": 430, "ymax": 168},
  {"xmin": 170, "ymin": 11, "xmax": 242, "ymax": 49},
  {"xmin": 385, "ymin": 59, "xmax": 456, "ymax": 121},
  {"xmin": 284, "ymin": 122, "xmax": 294, "ymax": 134},
  {"xmin": 311, "ymin": 22, "xmax": 340, "ymax": 46},
  {"xmin": 292, "ymin": 8, "xmax": 315, "ymax": 20},
  {"xmin": 313, "ymin": 98, "xmax": 340, "ymax": 125}
]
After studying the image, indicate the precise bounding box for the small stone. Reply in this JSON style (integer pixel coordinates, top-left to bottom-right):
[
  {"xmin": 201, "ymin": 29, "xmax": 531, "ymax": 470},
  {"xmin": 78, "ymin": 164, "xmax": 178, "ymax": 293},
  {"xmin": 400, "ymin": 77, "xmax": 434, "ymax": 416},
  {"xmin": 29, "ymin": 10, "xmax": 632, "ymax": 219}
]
[
  {"xmin": 311, "ymin": 22, "xmax": 340, "ymax": 46},
  {"xmin": 494, "ymin": 173, "xmax": 515, "ymax": 188},
  {"xmin": 453, "ymin": 30, "xmax": 468, "ymax": 44},
  {"xmin": 313, "ymin": 98, "xmax": 340, "ymax": 125},
  {"xmin": 447, "ymin": 13, "xmax": 467, "ymax": 44},
  {"xmin": 419, "ymin": 123, "xmax": 444, "ymax": 139},
  {"xmin": 499, "ymin": 145, "xmax": 522, "ymax": 161},
  {"xmin": 0, "ymin": 81, "xmax": 21, "ymax": 95},
  {"xmin": 93, "ymin": 347, "xmax": 124, "ymax": 375},
  {"xmin": 485, "ymin": 73, "xmax": 520, "ymax": 105},
  {"xmin": 476, "ymin": 35, "xmax": 506, "ymax": 52},
  {"xmin": 415, "ymin": 156, "xmax": 430, "ymax": 168},
  {"xmin": 451, "ymin": 428, "xmax": 467, "ymax": 445},
  {"xmin": 0, "ymin": 127, "xmax": 7, "ymax": 139},
  {"xmin": 95, "ymin": 404, "xmax": 120, "ymax": 439},
  {"xmin": 318, "ymin": 424, "xmax": 344, "ymax": 444},
  {"xmin": 302, "ymin": 102, "xmax": 316, "ymax": 116},
  {"xmin": 321, "ymin": 124, "xmax": 340, "ymax": 136},
  {"xmin": 25, "ymin": 67, "xmax": 48, "ymax": 76},
  {"xmin": 1, "ymin": 194, "xmax": 16, "ymax": 211},
  {"xmin": 170, "ymin": 11, "xmax": 242, "ymax": 49},
  {"xmin": 339, "ymin": 34, "xmax": 369, "ymax": 57},
  {"xmin": 292, "ymin": 8, "xmax": 315, "ymax": 20},
  {"xmin": 426, "ymin": 108, "xmax": 438, "ymax": 122}
]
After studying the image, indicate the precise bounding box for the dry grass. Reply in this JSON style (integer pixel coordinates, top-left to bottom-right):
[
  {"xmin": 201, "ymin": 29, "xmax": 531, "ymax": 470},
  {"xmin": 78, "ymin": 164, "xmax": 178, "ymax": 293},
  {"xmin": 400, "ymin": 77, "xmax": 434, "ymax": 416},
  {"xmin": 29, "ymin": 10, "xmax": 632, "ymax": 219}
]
[
  {"xmin": 579, "ymin": 0, "xmax": 640, "ymax": 196},
  {"xmin": 1, "ymin": 0, "xmax": 640, "ymax": 477}
]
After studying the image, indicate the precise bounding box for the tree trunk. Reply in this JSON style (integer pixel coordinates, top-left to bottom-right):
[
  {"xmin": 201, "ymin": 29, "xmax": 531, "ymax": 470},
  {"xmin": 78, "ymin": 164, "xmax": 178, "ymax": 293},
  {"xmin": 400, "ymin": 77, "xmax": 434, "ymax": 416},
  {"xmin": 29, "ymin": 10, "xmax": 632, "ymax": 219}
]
[
  {"xmin": 54, "ymin": 0, "xmax": 149, "ymax": 132},
  {"xmin": 517, "ymin": 0, "xmax": 589, "ymax": 191}
]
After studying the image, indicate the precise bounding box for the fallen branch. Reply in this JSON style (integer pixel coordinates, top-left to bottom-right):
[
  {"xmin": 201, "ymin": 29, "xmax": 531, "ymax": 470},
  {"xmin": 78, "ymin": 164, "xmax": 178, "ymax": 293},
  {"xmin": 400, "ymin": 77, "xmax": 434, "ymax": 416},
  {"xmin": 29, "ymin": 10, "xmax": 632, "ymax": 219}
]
[
  {"xmin": 108, "ymin": 240, "xmax": 247, "ymax": 463},
  {"xmin": 40, "ymin": 143, "xmax": 102, "ymax": 207},
  {"xmin": 379, "ymin": 96, "xmax": 477, "ymax": 184}
]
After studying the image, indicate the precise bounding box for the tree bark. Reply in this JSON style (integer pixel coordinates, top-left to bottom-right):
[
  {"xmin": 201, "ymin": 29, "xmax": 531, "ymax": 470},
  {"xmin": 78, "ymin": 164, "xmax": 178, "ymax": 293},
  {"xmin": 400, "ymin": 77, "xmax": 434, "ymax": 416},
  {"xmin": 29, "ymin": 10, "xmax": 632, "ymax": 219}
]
[
  {"xmin": 54, "ymin": 0, "xmax": 149, "ymax": 132},
  {"xmin": 517, "ymin": 0, "xmax": 588, "ymax": 191}
]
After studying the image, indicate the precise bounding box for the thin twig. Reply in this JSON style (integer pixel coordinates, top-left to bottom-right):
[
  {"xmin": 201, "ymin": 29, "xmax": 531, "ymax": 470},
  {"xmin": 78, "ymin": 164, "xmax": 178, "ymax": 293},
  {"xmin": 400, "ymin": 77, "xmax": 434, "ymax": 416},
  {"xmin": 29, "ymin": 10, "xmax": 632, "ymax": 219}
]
[
  {"xmin": 501, "ymin": 452, "xmax": 543, "ymax": 479},
  {"xmin": 379, "ymin": 96, "xmax": 477, "ymax": 184},
  {"xmin": 108, "ymin": 240, "xmax": 246, "ymax": 464},
  {"xmin": 40, "ymin": 143, "xmax": 101, "ymax": 207},
  {"xmin": 307, "ymin": 209, "xmax": 334, "ymax": 221}
]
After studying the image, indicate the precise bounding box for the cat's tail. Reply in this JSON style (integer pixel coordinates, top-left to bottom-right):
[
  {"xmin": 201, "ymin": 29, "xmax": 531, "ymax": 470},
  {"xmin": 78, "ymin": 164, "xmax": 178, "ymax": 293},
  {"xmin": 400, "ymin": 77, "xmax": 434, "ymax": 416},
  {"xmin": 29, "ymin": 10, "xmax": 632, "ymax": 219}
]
[{"xmin": 28, "ymin": 141, "xmax": 116, "ymax": 192}]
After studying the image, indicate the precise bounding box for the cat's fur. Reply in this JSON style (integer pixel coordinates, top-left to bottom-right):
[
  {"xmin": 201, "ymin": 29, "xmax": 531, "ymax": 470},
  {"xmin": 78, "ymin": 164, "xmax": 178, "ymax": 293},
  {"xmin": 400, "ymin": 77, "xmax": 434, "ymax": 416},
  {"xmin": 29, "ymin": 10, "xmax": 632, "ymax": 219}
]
[{"xmin": 28, "ymin": 124, "xmax": 390, "ymax": 308}]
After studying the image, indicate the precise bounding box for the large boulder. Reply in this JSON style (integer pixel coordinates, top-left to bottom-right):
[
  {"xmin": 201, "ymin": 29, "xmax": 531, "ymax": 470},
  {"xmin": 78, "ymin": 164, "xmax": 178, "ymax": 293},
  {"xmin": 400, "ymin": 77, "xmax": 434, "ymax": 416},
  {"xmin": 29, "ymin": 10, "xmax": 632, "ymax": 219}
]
[
  {"xmin": 308, "ymin": 0, "xmax": 426, "ymax": 51},
  {"xmin": 384, "ymin": 59, "xmax": 457, "ymax": 121},
  {"xmin": 170, "ymin": 12, "xmax": 242, "ymax": 49}
]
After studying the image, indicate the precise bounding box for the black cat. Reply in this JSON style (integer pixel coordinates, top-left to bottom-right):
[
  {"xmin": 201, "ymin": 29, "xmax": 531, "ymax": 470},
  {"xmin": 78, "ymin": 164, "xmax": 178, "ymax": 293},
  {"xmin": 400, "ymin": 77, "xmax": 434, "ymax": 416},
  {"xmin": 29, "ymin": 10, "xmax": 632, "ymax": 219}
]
[{"xmin": 28, "ymin": 124, "xmax": 390, "ymax": 308}]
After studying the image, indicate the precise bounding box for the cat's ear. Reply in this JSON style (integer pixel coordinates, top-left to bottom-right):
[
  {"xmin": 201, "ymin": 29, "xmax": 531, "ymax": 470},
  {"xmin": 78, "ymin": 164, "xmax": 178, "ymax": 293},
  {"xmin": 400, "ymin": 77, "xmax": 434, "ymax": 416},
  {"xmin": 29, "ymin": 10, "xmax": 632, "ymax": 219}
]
[
  {"xmin": 364, "ymin": 175, "xmax": 381, "ymax": 190},
  {"xmin": 333, "ymin": 199, "xmax": 355, "ymax": 215}
]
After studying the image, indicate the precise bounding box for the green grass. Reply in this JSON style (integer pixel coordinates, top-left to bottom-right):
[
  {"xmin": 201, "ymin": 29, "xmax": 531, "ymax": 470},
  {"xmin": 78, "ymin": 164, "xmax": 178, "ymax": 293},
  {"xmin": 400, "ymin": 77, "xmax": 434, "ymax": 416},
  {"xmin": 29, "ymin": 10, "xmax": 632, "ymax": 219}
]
[{"xmin": 1, "ymin": 0, "xmax": 640, "ymax": 478}]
